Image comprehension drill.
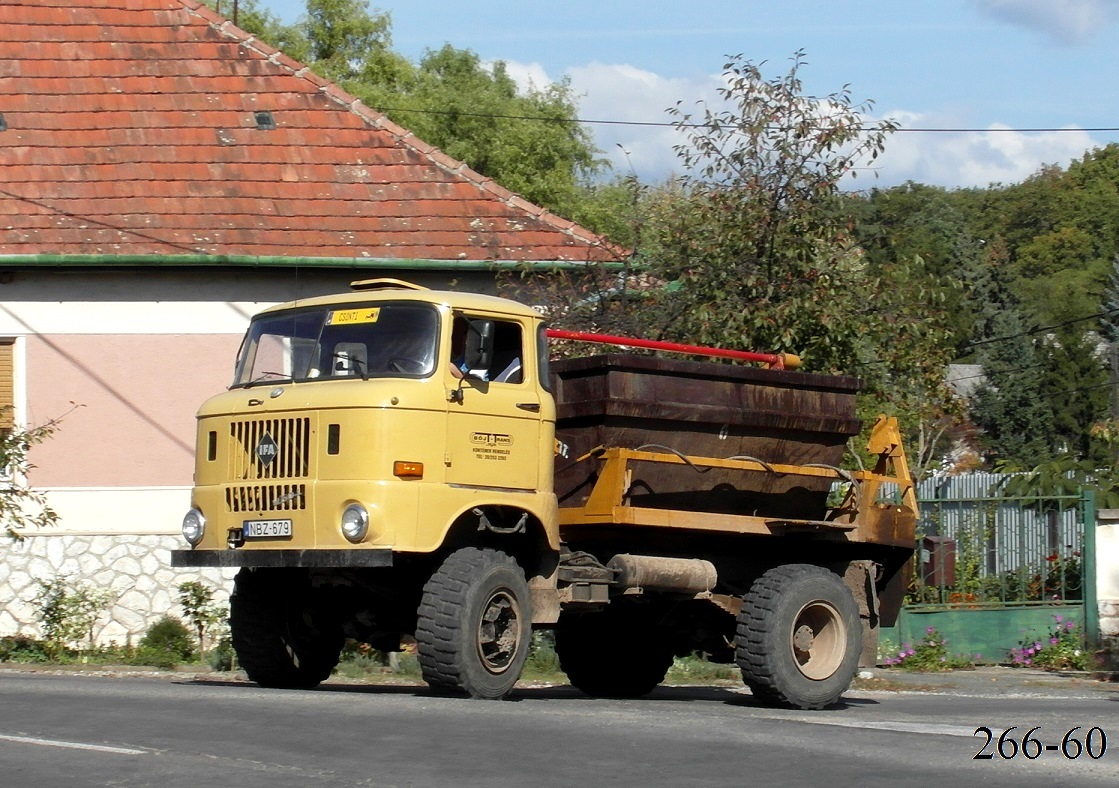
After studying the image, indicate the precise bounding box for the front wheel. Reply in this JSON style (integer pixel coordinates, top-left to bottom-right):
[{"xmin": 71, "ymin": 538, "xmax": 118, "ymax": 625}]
[
  {"xmin": 415, "ymin": 547, "xmax": 531, "ymax": 699},
  {"xmin": 230, "ymin": 568, "xmax": 343, "ymax": 689},
  {"xmin": 736, "ymin": 564, "xmax": 861, "ymax": 710},
  {"xmin": 555, "ymin": 605, "xmax": 675, "ymax": 698}
]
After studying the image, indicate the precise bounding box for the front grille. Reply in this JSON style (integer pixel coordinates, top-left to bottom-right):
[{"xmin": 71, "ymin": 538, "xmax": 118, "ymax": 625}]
[
  {"xmin": 226, "ymin": 483, "xmax": 307, "ymax": 513},
  {"xmin": 229, "ymin": 417, "xmax": 311, "ymax": 480}
]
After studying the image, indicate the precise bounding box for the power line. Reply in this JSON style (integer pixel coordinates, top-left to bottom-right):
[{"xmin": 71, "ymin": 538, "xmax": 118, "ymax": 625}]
[
  {"xmin": 371, "ymin": 105, "xmax": 1119, "ymax": 134},
  {"xmin": 962, "ymin": 307, "xmax": 1119, "ymax": 352}
]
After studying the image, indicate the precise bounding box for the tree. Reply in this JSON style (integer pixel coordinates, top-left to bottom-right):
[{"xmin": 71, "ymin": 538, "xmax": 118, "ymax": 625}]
[
  {"xmin": 35, "ymin": 576, "xmax": 114, "ymax": 658},
  {"xmin": 351, "ymin": 43, "xmax": 604, "ymax": 217},
  {"xmin": 1036, "ymin": 326, "xmax": 1109, "ymax": 462},
  {"xmin": 177, "ymin": 581, "xmax": 227, "ymax": 655},
  {"xmin": 969, "ymin": 311, "xmax": 1055, "ymax": 468},
  {"xmin": 642, "ymin": 51, "xmax": 897, "ymax": 371},
  {"xmin": 1, "ymin": 413, "xmax": 65, "ymax": 540}
]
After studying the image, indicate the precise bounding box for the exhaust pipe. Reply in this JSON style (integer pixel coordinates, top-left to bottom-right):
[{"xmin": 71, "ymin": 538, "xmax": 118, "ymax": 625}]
[{"xmin": 607, "ymin": 554, "xmax": 717, "ymax": 594}]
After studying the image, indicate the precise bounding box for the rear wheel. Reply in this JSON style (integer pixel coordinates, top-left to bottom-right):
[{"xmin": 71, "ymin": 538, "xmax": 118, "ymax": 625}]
[
  {"xmin": 415, "ymin": 547, "xmax": 531, "ymax": 699},
  {"xmin": 736, "ymin": 564, "xmax": 861, "ymax": 709},
  {"xmin": 230, "ymin": 568, "xmax": 343, "ymax": 689},
  {"xmin": 555, "ymin": 605, "xmax": 675, "ymax": 698}
]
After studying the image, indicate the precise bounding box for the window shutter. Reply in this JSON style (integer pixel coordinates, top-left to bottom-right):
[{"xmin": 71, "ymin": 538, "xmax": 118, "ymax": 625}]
[{"xmin": 0, "ymin": 339, "xmax": 14, "ymax": 429}]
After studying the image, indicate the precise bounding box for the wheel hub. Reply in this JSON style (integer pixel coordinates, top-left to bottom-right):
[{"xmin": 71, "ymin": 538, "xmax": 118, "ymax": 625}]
[
  {"xmin": 790, "ymin": 599, "xmax": 846, "ymax": 681},
  {"xmin": 476, "ymin": 589, "xmax": 521, "ymax": 674}
]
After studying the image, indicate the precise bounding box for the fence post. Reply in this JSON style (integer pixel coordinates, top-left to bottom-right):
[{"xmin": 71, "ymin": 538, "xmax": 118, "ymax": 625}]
[{"xmin": 1081, "ymin": 488, "xmax": 1099, "ymax": 650}]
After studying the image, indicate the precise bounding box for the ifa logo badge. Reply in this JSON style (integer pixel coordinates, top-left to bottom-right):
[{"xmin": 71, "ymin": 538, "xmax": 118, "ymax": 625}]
[{"xmin": 256, "ymin": 433, "xmax": 278, "ymax": 466}]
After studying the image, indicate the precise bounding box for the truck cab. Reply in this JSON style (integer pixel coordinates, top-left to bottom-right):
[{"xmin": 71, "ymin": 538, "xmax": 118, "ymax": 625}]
[{"xmin": 176, "ymin": 279, "xmax": 559, "ymax": 563}]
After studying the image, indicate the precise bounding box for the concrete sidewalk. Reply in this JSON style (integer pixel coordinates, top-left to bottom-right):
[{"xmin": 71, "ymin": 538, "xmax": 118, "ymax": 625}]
[{"xmin": 852, "ymin": 665, "xmax": 1119, "ymax": 699}]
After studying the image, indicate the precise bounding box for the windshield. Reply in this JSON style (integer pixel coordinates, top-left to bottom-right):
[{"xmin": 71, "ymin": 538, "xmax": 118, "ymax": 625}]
[{"xmin": 233, "ymin": 302, "xmax": 440, "ymax": 387}]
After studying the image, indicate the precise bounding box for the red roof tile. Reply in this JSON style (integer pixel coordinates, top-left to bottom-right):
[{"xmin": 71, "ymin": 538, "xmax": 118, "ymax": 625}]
[{"xmin": 0, "ymin": 0, "xmax": 613, "ymax": 264}]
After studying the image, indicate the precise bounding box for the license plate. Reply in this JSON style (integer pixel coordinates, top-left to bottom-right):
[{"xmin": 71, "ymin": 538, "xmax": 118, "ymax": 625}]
[{"xmin": 243, "ymin": 519, "xmax": 293, "ymax": 538}]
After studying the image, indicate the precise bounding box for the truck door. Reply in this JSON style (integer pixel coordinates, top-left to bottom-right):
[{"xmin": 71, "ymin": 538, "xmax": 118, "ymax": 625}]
[{"xmin": 445, "ymin": 315, "xmax": 541, "ymax": 491}]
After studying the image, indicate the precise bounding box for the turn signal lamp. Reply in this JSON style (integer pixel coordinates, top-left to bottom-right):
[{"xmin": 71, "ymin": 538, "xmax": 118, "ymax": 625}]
[{"xmin": 393, "ymin": 461, "xmax": 424, "ymax": 479}]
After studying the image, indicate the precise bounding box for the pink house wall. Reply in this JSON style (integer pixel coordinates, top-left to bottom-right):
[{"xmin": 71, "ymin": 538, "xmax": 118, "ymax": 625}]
[{"xmin": 28, "ymin": 333, "xmax": 243, "ymax": 487}]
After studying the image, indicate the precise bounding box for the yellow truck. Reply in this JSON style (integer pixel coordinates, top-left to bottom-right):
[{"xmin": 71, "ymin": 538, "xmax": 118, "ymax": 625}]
[{"xmin": 171, "ymin": 279, "xmax": 916, "ymax": 709}]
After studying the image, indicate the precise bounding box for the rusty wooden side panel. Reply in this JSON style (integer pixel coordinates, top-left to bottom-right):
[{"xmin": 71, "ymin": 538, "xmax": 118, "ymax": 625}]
[{"xmin": 552, "ymin": 353, "xmax": 862, "ymax": 521}]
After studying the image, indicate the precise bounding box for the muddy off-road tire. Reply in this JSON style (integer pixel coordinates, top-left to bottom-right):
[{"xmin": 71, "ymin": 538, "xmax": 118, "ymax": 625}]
[
  {"xmin": 555, "ymin": 605, "xmax": 675, "ymax": 699},
  {"xmin": 415, "ymin": 547, "xmax": 531, "ymax": 700},
  {"xmin": 736, "ymin": 564, "xmax": 861, "ymax": 710},
  {"xmin": 230, "ymin": 568, "xmax": 343, "ymax": 690}
]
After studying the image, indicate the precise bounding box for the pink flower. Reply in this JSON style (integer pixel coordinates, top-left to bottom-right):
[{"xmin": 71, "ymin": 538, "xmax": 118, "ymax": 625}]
[
  {"xmin": 1055, "ymin": 615, "xmax": 1063, "ymax": 623},
  {"xmin": 1050, "ymin": 638, "xmax": 1058, "ymax": 645}
]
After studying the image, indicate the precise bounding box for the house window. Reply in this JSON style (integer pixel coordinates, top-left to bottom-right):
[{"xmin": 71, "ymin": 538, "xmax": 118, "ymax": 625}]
[
  {"xmin": 0, "ymin": 338, "xmax": 13, "ymax": 430},
  {"xmin": 0, "ymin": 339, "xmax": 13, "ymax": 482}
]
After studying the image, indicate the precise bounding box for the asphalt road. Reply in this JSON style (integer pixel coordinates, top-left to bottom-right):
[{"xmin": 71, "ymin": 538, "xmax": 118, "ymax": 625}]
[{"xmin": 0, "ymin": 670, "xmax": 1116, "ymax": 788}]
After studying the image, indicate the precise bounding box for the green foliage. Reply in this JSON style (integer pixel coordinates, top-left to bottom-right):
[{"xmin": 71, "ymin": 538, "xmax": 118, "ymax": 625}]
[
  {"xmin": 136, "ymin": 615, "xmax": 195, "ymax": 666},
  {"xmin": 177, "ymin": 580, "xmax": 226, "ymax": 654},
  {"xmin": 1, "ymin": 412, "xmax": 66, "ymax": 539},
  {"xmin": 522, "ymin": 631, "xmax": 560, "ymax": 677},
  {"xmin": 0, "ymin": 635, "xmax": 50, "ymax": 663},
  {"xmin": 1037, "ymin": 328, "xmax": 1109, "ymax": 462},
  {"xmin": 1009, "ymin": 616, "xmax": 1090, "ymax": 671},
  {"xmin": 881, "ymin": 627, "xmax": 974, "ymax": 671},
  {"xmin": 35, "ymin": 576, "xmax": 114, "ymax": 658},
  {"xmin": 355, "ymin": 43, "xmax": 604, "ymax": 217},
  {"xmin": 665, "ymin": 654, "xmax": 740, "ymax": 683},
  {"xmin": 970, "ymin": 312, "xmax": 1055, "ymax": 467},
  {"xmin": 208, "ymin": 634, "xmax": 236, "ymax": 671}
]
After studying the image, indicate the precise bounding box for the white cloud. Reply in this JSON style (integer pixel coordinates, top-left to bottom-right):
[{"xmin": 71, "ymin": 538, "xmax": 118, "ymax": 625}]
[
  {"xmin": 569, "ymin": 63, "xmax": 721, "ymax": 181},
  {"xmin": 973, "ymin": 0, "xmax": 1119, "ymax": 44},
  {"xmin": 504, "ymin": 60, "xmax": 722, "ymax": 182},
  {"xmin": 868, "ymin": 110, "xmax": 1098, "ymax": 188},
  {"xmin": 491, "ymin": 59, "xmax": 551, "ymax": 93}
]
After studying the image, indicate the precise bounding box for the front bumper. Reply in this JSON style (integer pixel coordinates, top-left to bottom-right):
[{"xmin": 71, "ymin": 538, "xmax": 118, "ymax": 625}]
[{"xmin": 170, "ymin": 548, "xmax": 393, "ymax": 568}]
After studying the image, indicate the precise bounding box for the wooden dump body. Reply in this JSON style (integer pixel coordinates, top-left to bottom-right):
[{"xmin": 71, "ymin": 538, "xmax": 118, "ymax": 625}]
[{"xmin": 551, "ymin": 354, "xmax": 863, "ymax": 522}]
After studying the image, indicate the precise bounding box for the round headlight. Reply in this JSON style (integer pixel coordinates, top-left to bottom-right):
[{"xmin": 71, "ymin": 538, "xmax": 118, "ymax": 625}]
[
  {"xmin": 182, "ymin": 508, "xmax": 206, "ymax": 546},
  {"xmin": 340, "ymin": 504, "xmax": 369, "ymax": 543}
]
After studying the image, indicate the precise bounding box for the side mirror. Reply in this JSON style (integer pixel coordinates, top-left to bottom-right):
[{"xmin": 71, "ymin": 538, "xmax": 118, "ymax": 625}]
[{"xmin": 464, "ymin": 319, "xmax": 494, "ymax": 377}]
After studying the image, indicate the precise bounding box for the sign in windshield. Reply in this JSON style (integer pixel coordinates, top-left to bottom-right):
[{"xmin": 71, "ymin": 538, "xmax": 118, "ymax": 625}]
[{"xmin": 233, "ymin": 303, "xmax": 439, "ymax": 387}]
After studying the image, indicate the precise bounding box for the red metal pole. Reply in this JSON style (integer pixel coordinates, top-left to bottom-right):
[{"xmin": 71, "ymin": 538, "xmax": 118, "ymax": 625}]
[{"xmin": 544, "ymin": 328, "xmax": 799, "ymax": 369}]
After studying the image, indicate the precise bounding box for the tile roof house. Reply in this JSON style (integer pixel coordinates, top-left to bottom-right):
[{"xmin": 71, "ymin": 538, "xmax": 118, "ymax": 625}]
[{"xmin": 0, "ymin": 0, "xmax": 612, "ymax": 641}]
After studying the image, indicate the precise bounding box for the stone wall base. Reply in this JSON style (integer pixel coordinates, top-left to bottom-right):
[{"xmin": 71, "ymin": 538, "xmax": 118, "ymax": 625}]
[{"xmin": 1, "ymin": 534, "xmax": 235, "ymax": 645}]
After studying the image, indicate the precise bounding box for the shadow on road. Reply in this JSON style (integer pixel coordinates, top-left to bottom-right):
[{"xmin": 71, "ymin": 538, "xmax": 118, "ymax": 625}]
[{"xmin": 178, "ymin": 676, "xmax": 880, "ymax": 709}]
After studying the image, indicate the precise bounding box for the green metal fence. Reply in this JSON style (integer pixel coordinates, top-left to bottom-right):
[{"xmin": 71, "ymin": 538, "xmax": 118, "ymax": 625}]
[
  {"xmin": 878, "ymin": 474, "xmax": 1098, "ymax": 663},
  {"xmin": 911, "ymin": 473, "xmax": 1089, "ymax": 607}
]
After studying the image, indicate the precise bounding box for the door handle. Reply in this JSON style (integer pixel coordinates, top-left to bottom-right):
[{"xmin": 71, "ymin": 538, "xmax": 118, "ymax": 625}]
[{"xmin": 516, "ymin": 402, "xmax": 540, "ymax": 412}]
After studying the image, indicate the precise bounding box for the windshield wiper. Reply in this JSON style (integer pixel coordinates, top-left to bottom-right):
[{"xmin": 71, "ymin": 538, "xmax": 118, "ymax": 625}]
[
  {"xmin": 244, "ymin": 371, "xmax": 290, "ymax": 386},
  {"xmin": 330, "ymin": 353, "xmax": 369, "ymax": 380}
]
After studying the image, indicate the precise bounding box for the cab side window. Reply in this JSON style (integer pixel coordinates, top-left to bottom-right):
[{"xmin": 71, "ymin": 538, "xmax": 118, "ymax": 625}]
[
  {"xmin": 450, "ymin": 316, "xmax": 523, "ymax": 383},
  {"xmin": 490, "ymin": 321, "xmax": 523, "ymax": 383}
]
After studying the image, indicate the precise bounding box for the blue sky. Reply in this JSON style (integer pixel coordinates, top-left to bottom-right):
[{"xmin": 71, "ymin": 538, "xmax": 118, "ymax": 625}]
[{"xmin": 259, "ymin": 0, "xmax": 1119, "ymax": 189}]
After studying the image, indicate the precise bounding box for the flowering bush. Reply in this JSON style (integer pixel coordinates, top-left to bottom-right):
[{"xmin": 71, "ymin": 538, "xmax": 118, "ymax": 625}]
[
  {"xmin": 882, "ymin": 627, "xmax": 974, "ymax": 671},
  {"xmin": 1008, "ymin": 615, "xmax": 1090, "ymax": 671}
]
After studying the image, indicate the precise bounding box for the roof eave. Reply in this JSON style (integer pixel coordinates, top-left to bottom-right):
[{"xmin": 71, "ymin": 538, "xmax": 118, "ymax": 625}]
[{"xmin": 0, "ymin": 254, "xmax": 622, "ymax": 271}]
